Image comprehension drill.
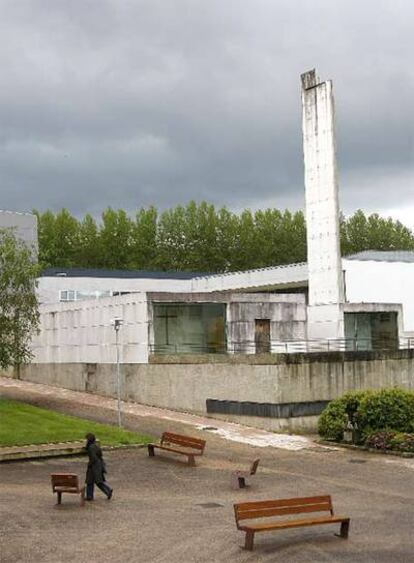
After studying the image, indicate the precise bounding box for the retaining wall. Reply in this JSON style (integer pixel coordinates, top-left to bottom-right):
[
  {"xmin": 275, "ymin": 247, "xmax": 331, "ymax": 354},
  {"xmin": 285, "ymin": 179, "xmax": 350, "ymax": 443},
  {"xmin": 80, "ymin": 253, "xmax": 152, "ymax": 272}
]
[{"xmin": 3, "ymin": 349, "xmax": 414, "ymax": 432}]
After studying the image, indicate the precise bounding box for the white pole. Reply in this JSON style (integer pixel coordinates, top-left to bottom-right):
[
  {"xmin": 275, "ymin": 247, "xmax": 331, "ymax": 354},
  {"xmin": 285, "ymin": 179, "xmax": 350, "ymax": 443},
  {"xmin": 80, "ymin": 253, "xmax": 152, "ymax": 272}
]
[{"xmin": 115, "ymin": 322, "xmax": 122, "ymax": 427}]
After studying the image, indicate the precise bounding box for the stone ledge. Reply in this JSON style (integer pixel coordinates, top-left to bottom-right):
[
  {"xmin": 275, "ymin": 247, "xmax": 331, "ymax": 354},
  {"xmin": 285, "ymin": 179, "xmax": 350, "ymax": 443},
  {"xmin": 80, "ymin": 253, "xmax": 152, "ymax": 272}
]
[
  {"xmin": 0, "ymin": 441, "xmax": 146, "ymax": 463},
  {"xmin": 318, "ymin": 440, "xmax": 414, "ymax": 458}
]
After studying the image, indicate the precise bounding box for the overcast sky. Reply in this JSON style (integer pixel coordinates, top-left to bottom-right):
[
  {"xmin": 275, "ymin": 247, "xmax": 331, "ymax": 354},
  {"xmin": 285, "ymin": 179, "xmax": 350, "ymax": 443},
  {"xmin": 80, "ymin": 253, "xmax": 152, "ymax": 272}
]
[{"xmin": 1, "ymin": 0, "xmax": 413, "ymax": 227}]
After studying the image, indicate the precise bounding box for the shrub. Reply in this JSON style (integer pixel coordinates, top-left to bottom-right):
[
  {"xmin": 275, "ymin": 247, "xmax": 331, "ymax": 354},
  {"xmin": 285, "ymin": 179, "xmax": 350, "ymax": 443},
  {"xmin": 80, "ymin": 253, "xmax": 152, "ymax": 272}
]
[
  {"xmin": 318, "ymin": 388, "xmax": 414, "ymax": 442},
  {"xmin": 318, "ymin": 391, "xmax": 371, "ymax": 441},
  {"xmin": 389, "ymin": 433, "xmax": 414, "ymax": 453},
  {"xmin": 357, "ymin": 389, "xmax": 414, "ymax": 436},
  {"xmin": 365, "ymin": 431, "xmax": 396, "ymax": 451}
]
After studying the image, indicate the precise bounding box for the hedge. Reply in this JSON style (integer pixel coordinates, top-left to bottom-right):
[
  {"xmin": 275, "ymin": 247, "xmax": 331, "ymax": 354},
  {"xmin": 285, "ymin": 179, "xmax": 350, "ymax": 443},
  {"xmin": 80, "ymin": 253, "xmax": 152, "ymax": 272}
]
[{"xmin": 318, "ymin": 388, "xmax": 414, "ymax": 442}]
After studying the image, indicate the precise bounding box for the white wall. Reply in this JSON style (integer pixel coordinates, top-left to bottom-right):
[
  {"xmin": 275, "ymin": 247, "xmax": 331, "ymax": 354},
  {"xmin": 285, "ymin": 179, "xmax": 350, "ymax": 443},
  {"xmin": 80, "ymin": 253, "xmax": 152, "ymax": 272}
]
[
  {"xmin": 33, "ymin": 293, "xmax": 150, "ymax": 363},
  {"xmin": 0, "ymin": 210, "xmax": 37, "ymax": 249},
  {"xmin": 301, "ymin": 70, "xmax": 344, "ymax": 339},
  {"xmin": 343, "ymin": 259, "xmax": 414, "ymax": 334}
]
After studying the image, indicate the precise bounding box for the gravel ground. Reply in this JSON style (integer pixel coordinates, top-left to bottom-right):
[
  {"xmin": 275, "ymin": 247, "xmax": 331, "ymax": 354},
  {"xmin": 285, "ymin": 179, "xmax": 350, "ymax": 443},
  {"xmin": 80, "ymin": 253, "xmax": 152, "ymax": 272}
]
[{"xmin": 1, "ymin": 380, "xmax": 414, "ymax": 562}]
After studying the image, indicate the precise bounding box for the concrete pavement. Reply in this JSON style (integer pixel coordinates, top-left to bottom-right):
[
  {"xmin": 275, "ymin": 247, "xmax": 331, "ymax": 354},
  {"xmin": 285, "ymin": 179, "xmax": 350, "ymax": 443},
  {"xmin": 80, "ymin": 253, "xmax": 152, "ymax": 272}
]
[{"xmin": 1, "ymin": 378, "xmax": 414, "ymax": 562}]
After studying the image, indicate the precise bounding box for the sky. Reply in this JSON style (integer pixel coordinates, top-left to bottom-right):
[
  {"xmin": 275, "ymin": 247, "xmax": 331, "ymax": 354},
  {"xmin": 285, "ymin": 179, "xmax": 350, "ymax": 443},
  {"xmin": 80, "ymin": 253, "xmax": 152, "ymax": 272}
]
[{"xmin": 1, "ymin": 0, "xmax": 413, "ymax": 228}]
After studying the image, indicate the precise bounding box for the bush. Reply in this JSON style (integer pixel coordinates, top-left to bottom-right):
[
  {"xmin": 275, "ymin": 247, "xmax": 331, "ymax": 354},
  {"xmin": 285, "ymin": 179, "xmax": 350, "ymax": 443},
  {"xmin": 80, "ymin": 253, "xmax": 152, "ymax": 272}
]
[
  {"xmin": 318, "ymin": 388, "xmax": 414, "ymax": 442},
  {"xmin": 317, "ymin": 391, "xmax": 371, "ymax": 441},
  {"xmin": 357, "ymin": 389, "xmax": 414, "ymax": 436}
]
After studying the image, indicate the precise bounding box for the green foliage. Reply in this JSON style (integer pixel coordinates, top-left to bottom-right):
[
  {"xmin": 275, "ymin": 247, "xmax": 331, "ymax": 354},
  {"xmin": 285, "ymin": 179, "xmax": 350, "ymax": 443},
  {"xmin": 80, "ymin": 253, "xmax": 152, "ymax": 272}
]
[
  {"xmin": 341, "ymin": 209, "xmax": 414, "ymax": 255},
  {"xmin": 34, "ymin": 204, "xmax": 414, "ymax": 272},
  {"xmin": 318, "ymin": 391, "xmax": 370, "ymax": 441},
  {"xmin": 0, "ymin": 398, "xmax": 152, "ymax": 447},
  {"xmin": 0, "ymin": 229, "xmax": 40, "ymax": 369},
  {"xmin": 357, "ymin": 388, "xmax": 414, "ymax": 435},
  {"xmin": 99, "ymin": 208, "xmax": 133, "ymax": 269},
  {"xmin": 77, "ymin": 214, "xmax": 99, "ymax": 268},
  {"xmin": 319, "ymin": 388, "xmax": 414, "ymax": 441}
]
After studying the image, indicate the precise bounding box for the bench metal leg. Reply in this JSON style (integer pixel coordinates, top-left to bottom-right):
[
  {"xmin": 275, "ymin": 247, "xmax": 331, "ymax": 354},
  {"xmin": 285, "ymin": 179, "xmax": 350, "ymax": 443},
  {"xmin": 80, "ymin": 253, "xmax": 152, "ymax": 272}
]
[
  {"xmin": 339, "ymin": 520, "xmax": 350, "ymax": 538},
  {"xmin": 80, "ymin": 488, "xmax": 85, "ymax": 507},
  {"xmin": 148, "ymin": 444, "xmax": 155, "ymax": 457},
  {"xmin": 187, "ymin": 455, "xmax": 195, "ymax": 467},
  {"xmin": 238, "ymin": 477, "xmax": 246, "ymax": 489},
  {"xmin": 56, "ymin": 492, "xmax": 62, "ymax": 505},
  {"xmin": 244, "ymin": 530, "xmax": 255, "ymax": 551}
]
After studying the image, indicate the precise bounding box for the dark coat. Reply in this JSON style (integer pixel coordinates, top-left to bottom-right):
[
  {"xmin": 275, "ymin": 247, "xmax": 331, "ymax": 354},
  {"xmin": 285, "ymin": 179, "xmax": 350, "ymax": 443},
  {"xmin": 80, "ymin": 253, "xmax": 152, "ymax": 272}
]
[{"xmin": 85, "ymin": 442, "xmax": 106, "ymax": 485}]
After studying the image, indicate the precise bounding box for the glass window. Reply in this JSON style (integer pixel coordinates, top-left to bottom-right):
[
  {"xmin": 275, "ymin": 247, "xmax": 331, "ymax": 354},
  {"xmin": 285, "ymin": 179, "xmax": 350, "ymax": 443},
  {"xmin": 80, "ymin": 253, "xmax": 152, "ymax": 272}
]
[
  {"xmin": 59, "ymin": 290, "xmax": 76, "ymax": 302},
  {"xmin": 153, "ymin": 303, "xmax": 226, "ymax": 354},
  {"xmin": 344, "ymin": 312, "xmax": 399, "ymax": 351}
]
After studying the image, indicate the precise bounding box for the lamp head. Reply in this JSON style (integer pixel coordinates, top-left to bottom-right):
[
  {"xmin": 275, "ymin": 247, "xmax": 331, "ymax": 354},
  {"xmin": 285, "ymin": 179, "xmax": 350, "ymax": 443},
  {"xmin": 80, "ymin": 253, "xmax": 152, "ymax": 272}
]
[{"xmin": 111, "ymin": 317, "xmax": 123, "ymax": 330}]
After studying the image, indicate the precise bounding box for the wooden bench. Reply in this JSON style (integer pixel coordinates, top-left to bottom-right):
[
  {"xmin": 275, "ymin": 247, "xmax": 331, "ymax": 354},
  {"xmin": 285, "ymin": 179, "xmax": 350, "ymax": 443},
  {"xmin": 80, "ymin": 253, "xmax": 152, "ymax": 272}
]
[
  {"xmin": 234, "ymin": 495, "xmax": 350, "ymax": 551},
  {"xmin": 51, "ymin": 473, "xmax": 85, "ymax": 506},
  {"xmin": 231, "ymin": 458, "xmax": 260, "ymax": 489},
  {"xmin": 147, "ymin": 432, "xmax": 206, "ymax": 466}
]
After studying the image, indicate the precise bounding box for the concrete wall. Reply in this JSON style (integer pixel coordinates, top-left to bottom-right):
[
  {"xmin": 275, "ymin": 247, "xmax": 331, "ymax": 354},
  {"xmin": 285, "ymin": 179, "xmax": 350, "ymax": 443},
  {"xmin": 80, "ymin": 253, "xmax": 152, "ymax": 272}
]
[
  {"xmin": 301, "ymin": 70, "xmax": 344, "ymax": 340},
  {"xmin": 0, "ymin": 210, "xmax": 37, "ymax": 250},
  {"xmin": 226, "ymin": 294, "xmax": 306, "ymax": 352},
  {"xmin": 7, "ymin": 349, "xmax": 414, "ymax": 432},
  {"xmin": 33, "ymin": 293, "xmax": 150, "ymax": 363}
]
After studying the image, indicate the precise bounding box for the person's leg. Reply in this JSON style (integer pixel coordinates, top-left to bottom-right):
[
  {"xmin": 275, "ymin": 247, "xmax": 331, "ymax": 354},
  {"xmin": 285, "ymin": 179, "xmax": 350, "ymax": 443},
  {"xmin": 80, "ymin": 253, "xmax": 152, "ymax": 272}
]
[
  {"xmin": 97, "ymin": 481, "xmax": 113, "ymax": 499},
  {"xmin": 86, "ymin": 482, "xmax": 94, "ymax": 500}
]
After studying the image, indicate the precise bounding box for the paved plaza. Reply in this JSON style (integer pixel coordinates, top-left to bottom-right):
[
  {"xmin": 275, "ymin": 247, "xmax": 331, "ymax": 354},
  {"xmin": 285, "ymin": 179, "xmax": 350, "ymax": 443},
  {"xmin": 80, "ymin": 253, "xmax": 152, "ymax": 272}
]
[{"xmin": 1, "ymin": 379, "xmax": 414, "ymax": 562}]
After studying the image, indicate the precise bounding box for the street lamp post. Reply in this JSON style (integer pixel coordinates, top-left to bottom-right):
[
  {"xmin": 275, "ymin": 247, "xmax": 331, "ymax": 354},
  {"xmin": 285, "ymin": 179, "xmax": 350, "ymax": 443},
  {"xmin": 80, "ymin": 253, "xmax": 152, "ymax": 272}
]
[{"xmin": 111, "ymin": 317, "xmax": 123, "ymax": 427}]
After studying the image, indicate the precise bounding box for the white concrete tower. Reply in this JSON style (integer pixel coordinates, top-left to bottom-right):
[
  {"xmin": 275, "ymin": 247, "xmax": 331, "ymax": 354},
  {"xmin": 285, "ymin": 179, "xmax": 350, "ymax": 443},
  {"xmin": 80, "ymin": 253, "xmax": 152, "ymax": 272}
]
[{"xmin": 301, "ymin": 69, "xmax": 345, "ymax": 340}]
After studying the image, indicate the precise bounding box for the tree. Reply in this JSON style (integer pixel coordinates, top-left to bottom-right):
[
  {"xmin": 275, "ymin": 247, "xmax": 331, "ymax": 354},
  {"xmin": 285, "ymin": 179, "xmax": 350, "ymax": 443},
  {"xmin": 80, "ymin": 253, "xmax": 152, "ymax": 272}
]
[
  {"xmin": 33, "ymin": 209, "xmax": 57, "ymax": 268},
  {"xmin": 34, "ymin": 208, "xmax": 80, "ymax": 268},
  {"xmin": 53, "ymin": 209, "xmax": 80, "ymax": 267},
  {"xmin": 77, "ymin": 214, "xmax": 99, "ymax": 268},
  {"xmin": 98, "ymin": 208, "xmax": 133, "ymax": 269},
  {"xmin": 0, "ymin": 229, "xmax": 40, "ymax": 370},
  {"xmin": 130, "ymin": 207, "xmax": 158, "ymax": 270},
  {"xmin": 341, "ymin": 210, "xmax": 414, "ymax": 256},
  {"xmin": 34, "ymin": 205, "xmax": 414, "ymax": 272}
]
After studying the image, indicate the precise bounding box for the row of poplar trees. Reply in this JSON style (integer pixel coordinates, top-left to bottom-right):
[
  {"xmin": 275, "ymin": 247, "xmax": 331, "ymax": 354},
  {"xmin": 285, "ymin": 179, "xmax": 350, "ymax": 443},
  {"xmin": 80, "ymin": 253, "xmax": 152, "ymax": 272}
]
[{"xmin": 34, "ymin": 202, "xmax": 414, "ymax": 272}]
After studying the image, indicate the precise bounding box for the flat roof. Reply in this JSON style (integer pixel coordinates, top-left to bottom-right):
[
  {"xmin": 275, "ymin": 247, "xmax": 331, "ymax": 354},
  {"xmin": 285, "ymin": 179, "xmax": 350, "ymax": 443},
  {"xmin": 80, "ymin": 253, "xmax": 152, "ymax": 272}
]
[
  {"xmin": 41, "ymin": 267, "xmax": 206, "ymax": 280},
  {"xmin": 346, "ymin": 250, "xmax": 414, "ymax": 263}
]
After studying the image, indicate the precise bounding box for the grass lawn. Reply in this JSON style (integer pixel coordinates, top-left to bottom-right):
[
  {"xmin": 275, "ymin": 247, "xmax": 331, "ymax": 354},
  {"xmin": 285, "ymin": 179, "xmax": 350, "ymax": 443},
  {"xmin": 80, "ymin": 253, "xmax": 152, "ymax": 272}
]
[{"xmin": 0, "ymin": 398, "xmax": 152, "ymax": 447}]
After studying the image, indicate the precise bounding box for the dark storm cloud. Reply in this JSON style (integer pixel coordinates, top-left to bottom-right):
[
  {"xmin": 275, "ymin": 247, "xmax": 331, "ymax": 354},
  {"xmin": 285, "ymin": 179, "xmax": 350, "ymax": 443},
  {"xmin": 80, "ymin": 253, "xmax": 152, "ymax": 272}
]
[{"xmin": 0, "ymin": 0, "xmax": 413, "ymax": 224}]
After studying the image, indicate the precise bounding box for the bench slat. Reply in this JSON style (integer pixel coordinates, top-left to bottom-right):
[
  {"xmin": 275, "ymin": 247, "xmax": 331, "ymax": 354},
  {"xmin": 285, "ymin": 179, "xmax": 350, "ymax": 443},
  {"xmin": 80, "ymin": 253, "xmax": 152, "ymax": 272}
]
[
  {"xmin": 235, "ymin": 495, "xmax": 332, "ymax": 512},
  {"xmin": 161, "ymin": 432, "xmax": 205, "ymax": 451},
  {"xmin": 152, "ymin": 444, "xmax": 202, "ymax": 455},
  {"xmin": 51, "ymin": 473, "xmax": 80, "ymax": 488},
  {"xmin": 240, "ymin": 515, "xmax": 349, "ymax": 532},
  {"xmin": 237, "ymin": 502, "xmax": 333, "ymax": 520}
]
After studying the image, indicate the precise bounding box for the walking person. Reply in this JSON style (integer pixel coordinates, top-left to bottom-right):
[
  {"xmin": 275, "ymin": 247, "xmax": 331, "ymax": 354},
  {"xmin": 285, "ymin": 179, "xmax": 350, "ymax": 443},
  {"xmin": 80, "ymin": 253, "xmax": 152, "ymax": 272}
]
[{"xmin": 84, "ymin": 433, "xmax": 113, "ymax": 501}]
